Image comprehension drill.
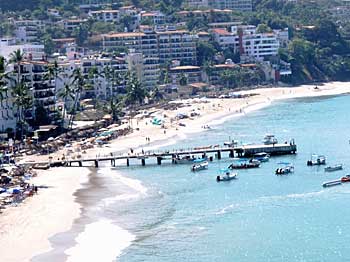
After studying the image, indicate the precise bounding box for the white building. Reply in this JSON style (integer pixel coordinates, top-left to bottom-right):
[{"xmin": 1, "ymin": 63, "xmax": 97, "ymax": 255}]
[
  {"xmin": 0, "ymin": 87, "xmax": 16, "ymax": 132},
  {"xmin": 211, "ymin": 26, "xmax": 281, "ymax": 61},
  {"xmin": 0, "ymin": 43, "xmax": 45, "ymax": 61},
  {"xmin": 184, "ymin": 0, "xmax": 209, "ymax": 8},
  {"xmin": 140, "ymin": 11, "xmax": 166, "ymax": 25},
  {"xmin": 89, "ymin": 10, "xmax": 120, "ymax": 23},
  {"xmin": 208, "ymin": 0, "xmax": 252, "ymax": 11},
  {"xmin": 14, "ymin": 20, "xmax": 44, "ymax": 43},
  {"xmin": 127, "ymin": 52, "xmax": 160, "ymax": 89}
]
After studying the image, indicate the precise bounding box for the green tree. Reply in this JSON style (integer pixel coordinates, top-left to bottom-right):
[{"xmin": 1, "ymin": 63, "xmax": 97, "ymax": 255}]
[
  {"xmin": 197, "ymin": 41, "xmax": 217, "ymax": 66},
  {"xmin": 125, "ymin": 72, "xmax": 147, "ymax": 106}
]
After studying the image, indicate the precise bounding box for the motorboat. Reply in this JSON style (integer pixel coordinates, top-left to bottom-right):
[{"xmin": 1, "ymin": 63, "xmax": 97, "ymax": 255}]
[
  {"xmin": 263, "ymin": 134, "xmax": 278, "ymax": 145},
  {"xmin": 191, "ymin": 161, "xmax": 208, "ymax": 172},
  {"xmin": 275, "ymin": 165, "xmax": 294, "ymax": 175},
  {"xmin": 173, "ymin": 155, "xmax": 207, "ymax": 164},
  {"xmin": 324, "ymin": 164, "xmax": 343, "ymax": 172},
  {"xmin": 323, "ymin": 179, "xmax": 342, "ymax": 188},
  {"xmin": 228, "ymin": 159, "xmax": 260, "ymax": 169},
  {"xmin": 224, "ymin": 140, "xmax": 239, "ymax": 147},
  {"xmin": 253, "ymin": 152, "xmax": 270, "ymax": 162},
  {"xmin": 341, "ymin": 175, "xmax": 350, "ymax": 183},
  {"xmin": 307, "ymin": 155, "xmax": 326, "ymax": 166},
  {"xmin": 216, "ymin": 168, "xmax": 237, "ymax": 182}
]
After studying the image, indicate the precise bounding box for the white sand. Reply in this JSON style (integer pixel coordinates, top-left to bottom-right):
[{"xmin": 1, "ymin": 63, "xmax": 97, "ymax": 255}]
[
  {"xmin": 1, "ymin": 81, "xmax": 349, "ymax": 261},
  {"xmin": 0, "ymin": 167, "xmax": 89, "ymax": 262}
]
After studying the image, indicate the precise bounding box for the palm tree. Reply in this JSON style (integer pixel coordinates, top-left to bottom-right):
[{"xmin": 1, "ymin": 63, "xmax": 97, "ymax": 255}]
[
  {"xmin": 109, "ymin": 95, "xmax": 124, "ymax": 123},
  {"xmin": 59, "ymin": 83, "xmax": 75, "ymax": 129},
  {"xmin": 12, "ymin": 80, "xmax": 32, "ymax": 139},
  {"xmin": 45, "ymin": 60, "xmax": 61, "ymax": 90},
  {"xmin": 9, "ymin": 49, "xmax": 24, "ymax": 85},
  {"xmin": 0, "ymin": 56, "xmax": 9, "ymax": 104},
  {"xmin": 150, "ymin": 86, "xmax": 163, "ymax": 102},
  {"xmin": 125, "ymin": 72, "xmax": 147, "ymax": 106},
  {"xmin": 68, "ymin": 68, "xmax": 86, "ymax": 129},
  {"xmin": 8, "ymin": 50, "xmax": 31, "ymax": 139}
]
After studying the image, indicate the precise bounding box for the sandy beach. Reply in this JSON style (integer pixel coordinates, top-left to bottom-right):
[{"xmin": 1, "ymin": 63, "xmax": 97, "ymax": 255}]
[
  {"xmin": 0, "ymin": 167, "xmax": 90, "ymax": 262},
  {"xmin": 1, "ymin": 81, "xmax": 350, "ymax": 262}
]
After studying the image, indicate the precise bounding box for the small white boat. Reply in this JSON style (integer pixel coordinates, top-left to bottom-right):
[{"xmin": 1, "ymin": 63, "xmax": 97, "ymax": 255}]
[
  {"xmin": 323, "ymin": 179, "xmax": 342, "ymax": 188},
  {"xmin": 191, "ymin": 161, "xmax": 208, "ymax": 172},
  {"xmin": 307, "ymin": 155, "xmax": 326, "ymax": 166},
  {"xmin": 276, "ymin": 165, "xmax": 294, "ymax": 175},
  {"xmin": 324, "ymin": 164, "xmax": 343, "ymax": 172},
  {"xmin": 263, "ymin": 134, "xmax": 278, "ymax": 145},
  {"xmin": 216, "ymin": 168, "xmax": 237, "ymax": 182},
  {"xmin": 253, "ymin": 152, "xmax": 270, "ymax": 162}
]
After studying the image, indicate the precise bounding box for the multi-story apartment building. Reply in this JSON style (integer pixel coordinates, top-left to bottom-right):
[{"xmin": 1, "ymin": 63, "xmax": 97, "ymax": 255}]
[
  {"xmin": 169, "ymin": 65, "xmax": 202, "ymax": 84},
  {"xmin": 211, "ymin": 26, "xmax": 280, "ymax": 61},
  {"xmin": 156, "ymin": 29, "xmax": 197, "ymax": 65},
  {"xmin": 14, "ymin": 20, "xmax": 45, "ymax": 43},
  {"xmin": 0, "ymin": 40, "xmax": 45, "ymax": 62},
  {"xmin": 184, "ymin": 0, "xmax": 209, "ymax": 8},
  {"xmin": 240, "ymin": 33, "xmax": 280, "ymax": 61},
  {"xmin": 81, "ymin": 55, "xmax": 129, "ymax": 98},
  {"xmin": 10, "ymin": 61, "xmax": 57, "ymax": 123},
  {"xmin": 102, "ymin": 31, "xmax": 158, "ymax": 58},
  {"xmin": 89, "ymin": 10, "xmax": 120, "ymax": 23},
  {"xmin": 184, "ymin": 0, "xmax": 252, "ymax": 11},
  {"xmin": 102, "ymin": 28, "xmax": 197, "ymax": 65},
  {"xmin": 208, "ymin": 0, "xmax": 252, "ymax": 11},
  {"xmin": 140, "ymin": 11, "xmax": 166, "ymax": 25},
  {"xmin": 127, "ymin": 52, "xmax": 160, "ymax": 89},
  {"xmin": 62, "ymin": 19, "xmax": 88, "ymax": 32}
]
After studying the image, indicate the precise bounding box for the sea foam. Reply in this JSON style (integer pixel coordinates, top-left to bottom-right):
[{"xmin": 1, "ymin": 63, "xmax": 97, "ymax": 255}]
[{"xmin": 65, "ymin": 219, "xmax": 135, "ymax": 261}]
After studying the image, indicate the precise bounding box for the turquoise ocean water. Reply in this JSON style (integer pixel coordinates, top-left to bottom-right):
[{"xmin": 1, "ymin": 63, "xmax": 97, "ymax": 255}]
[{"xmin": 83, "ymin": 95, "xmax": 350, "ymax": 261}]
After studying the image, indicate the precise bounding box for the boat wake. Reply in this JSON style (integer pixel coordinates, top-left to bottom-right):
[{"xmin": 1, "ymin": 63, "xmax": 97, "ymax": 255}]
[{"xmin": 215, "ymin": 189, "xmax": 336, "ymax": 215}]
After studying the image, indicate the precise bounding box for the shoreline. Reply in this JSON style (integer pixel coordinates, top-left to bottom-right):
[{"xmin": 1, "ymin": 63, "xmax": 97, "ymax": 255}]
[
  {"xmin": 1, "ymin": 81, "xmax": 349, "ymax": 262},
  {"xmin": 0, "ymin": 167, "xmax": 90, "ymax": 262}
]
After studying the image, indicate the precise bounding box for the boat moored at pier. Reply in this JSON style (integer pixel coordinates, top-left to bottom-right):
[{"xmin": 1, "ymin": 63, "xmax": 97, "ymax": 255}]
[
  {"xmin": 253, "ymin": 152, "xmax": 270, "ymax": 162},
  {"xmin": 263, "ymin": 134, "xmax": 278, "ymax": 145},
  {"xmin": 228, "ymin": 159, "xmax": 260, "ymax": 169}
]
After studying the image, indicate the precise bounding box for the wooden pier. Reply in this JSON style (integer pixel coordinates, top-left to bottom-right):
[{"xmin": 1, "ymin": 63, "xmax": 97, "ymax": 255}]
[{"xmin": 26, "ymin": 143, "xmax": 297, "ymax": 168}]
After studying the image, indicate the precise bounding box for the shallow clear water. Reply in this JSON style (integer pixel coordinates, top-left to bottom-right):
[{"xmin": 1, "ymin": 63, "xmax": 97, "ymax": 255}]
[{"xmin": 108, "ymin": 95, "xmax": 350, "ymax": 262}]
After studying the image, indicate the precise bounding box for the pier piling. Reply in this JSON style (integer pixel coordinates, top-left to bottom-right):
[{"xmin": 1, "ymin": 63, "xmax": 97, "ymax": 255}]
[
  {"xmin": 126, "ymin": 158, "xmax": 129, "ymax": 166},
  {"xmin": 229, "ymin": 150, "xmax": 234, "ymax": 158},
  {"xmin": 141, "ymin": 158, "xmax": 146, "ymax": 166},
  {"xmin": 157, "ymin": 157, "xmax": 162, "ymax": 165},
  {"xmin": 78, "ymin": 161, "xmax": 82, "ymax": 167},
  {"xmin": 217, "ymin": 151, "xmax": 222, "ymax": 159},
  {"xmin": 94, "ymin": 160, "xmax": 99, "ymax": 168}
]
